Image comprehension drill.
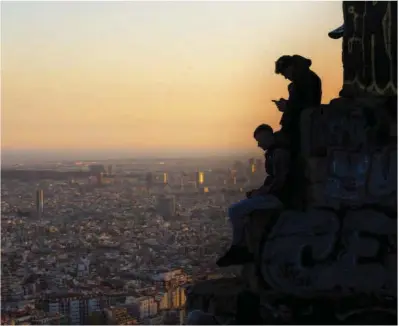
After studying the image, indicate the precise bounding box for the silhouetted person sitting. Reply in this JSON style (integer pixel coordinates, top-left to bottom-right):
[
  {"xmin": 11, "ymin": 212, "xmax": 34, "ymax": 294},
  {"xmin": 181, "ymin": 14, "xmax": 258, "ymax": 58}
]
[
  {"xmin": 274, "ymin": 55, "xmax": 322, "ymax": 158},
  {"xmin": 217, "ymin": 124, "xmax": 291, "ymax": 267}
]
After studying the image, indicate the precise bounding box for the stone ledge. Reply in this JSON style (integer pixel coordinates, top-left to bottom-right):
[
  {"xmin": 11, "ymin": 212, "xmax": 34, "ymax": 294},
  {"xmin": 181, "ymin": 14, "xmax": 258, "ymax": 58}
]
[{"xmin": 244, "ymin": 206, "xmax": 282, "ymax": 261}]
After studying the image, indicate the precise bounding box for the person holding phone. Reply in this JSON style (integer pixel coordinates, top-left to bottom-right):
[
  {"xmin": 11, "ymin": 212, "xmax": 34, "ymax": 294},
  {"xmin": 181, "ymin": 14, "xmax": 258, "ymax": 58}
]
[{"xmin": 274, "ymin": 55, "xmax": 322, "ymax": 157}]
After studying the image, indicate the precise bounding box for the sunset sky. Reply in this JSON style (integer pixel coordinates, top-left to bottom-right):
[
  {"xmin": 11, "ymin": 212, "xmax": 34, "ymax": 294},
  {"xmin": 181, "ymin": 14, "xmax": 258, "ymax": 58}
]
[{"xmin": 2, "ymin": 1, "xmax": 343, "ymax": 155}]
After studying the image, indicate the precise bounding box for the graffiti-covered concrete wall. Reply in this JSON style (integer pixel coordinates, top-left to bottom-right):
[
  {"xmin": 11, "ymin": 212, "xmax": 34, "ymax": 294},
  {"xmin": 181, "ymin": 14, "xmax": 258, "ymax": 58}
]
[{"xmin": 342, "ymin": 1, "xmax": 397, "ymax": 96}]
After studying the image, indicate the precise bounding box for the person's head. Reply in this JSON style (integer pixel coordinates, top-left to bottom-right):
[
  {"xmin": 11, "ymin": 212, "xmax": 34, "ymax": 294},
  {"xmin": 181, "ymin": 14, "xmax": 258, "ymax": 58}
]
[
  {"xmin": 275, "ymin": 55, "xmax": 312, "ymax": 81},
  {"xmin": 253, "ymin": 124, "xmax": 274, "ymax": 150}
]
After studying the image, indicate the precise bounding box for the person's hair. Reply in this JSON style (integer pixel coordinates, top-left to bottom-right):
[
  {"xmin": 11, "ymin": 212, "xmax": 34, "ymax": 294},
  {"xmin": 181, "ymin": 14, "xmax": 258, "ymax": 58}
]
[
  {"xmin": 253, "ymin": 124, "xmax": 273, "ymax": 138},
  {"xmin": 275, "ymin": 54, "xmax": 312, "ymax": 74},
  {"xmin": 275, "ymin": 55, "xmax": 293, "ymax": 74}
]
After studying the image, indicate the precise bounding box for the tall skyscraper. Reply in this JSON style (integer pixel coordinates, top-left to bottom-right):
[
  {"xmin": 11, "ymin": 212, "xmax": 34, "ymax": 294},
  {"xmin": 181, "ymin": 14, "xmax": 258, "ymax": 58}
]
[
  {"xmin": 107, "ymin": 164, "xmax": 113, "ymax": 176},
  {"xmin": 180, "ymin": 176, "xmax": 184, "ymax": 191},
  {"xmin": 96, "ymin": 173, "xmax": 103, "ymax": 185},
  {"xmin": 196, "ymin": 171, "xmax": 205, "ymax": 185},
  {"xmin": 163, "ymin": 172, "xmax": 168, "ymax": 184},
  {"xmin": 36, "ymin": 189, "xmax": 44, "ymax": 218},
  {"xmin": 248, "ymin": 158, "xmax": 256, "ymax": 175}
]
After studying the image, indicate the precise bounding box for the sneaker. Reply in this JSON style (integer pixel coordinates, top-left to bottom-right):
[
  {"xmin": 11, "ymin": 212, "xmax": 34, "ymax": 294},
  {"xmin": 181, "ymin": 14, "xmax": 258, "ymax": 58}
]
[{"xmin": 216, "ymin": 245, "xmax": 254, "ymax": 267}]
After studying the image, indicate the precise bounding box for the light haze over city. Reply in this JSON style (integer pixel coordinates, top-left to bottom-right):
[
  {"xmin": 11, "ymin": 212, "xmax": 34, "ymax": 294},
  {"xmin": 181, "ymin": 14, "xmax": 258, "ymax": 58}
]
[{"xmin": 2, "ymin": 1, "xmax": 343, "ymax": 160}]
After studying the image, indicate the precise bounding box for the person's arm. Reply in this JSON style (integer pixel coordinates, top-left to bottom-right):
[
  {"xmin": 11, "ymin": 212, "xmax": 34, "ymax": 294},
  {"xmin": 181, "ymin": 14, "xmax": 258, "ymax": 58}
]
[
  {"xmin": 266, "ymin": 149, "xmax": 291, "ymax": 194},
  {"xmin": 279, "ymin": 84, "xmax": 301, "ymax": 129},
  {"xmin": 247, "ymin": 175, "xmax": 273, "ymax": 197},
  {"xmin": 249, "ymin": 150, "xmax": 291, "ymax": 197},
  {"xmin": 273, "ymin": 98, "xmax": 288, "ymax": 112},
  {"xmin": 283, "ymin": 74, "xmax": 321, "ymax": 113}
]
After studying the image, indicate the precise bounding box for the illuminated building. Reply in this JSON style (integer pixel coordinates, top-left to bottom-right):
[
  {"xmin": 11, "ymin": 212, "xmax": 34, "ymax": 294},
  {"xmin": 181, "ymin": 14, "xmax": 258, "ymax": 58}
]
[
  {"xmin": 163, "ymin": 172, "xmax": 168, "ymax": 184},
  {"xmin": 197, "ymin": 171, "xmax": 205, "ymax": 185},
  {"xmin": 156, "ymin": 292, "xmax": 170, "ymax": 310},
  {"xmin": 172, "ymin": 287, "xmax": 186, "ymax": 308},
  {"xmin": 248, "ymin": 158, "xmax": 256, "ymax": 175},
  {"xmin": 36, "ymin": 189, "xmax": 44, "ymax": 218},
  {"xmin": 195, "ymin": 171, "xmax": 205, "ymax": 189}
]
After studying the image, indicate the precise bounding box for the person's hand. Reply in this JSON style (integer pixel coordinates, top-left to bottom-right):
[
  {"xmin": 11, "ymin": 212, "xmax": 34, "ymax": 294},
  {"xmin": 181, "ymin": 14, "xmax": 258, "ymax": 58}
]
[
  {"xmin": 247, "ymin": 189, "xmax": 261, "ymax": 198},
  {"xmin": 276, "ymin": 99, "xmax": 287, "ymax": 112}
]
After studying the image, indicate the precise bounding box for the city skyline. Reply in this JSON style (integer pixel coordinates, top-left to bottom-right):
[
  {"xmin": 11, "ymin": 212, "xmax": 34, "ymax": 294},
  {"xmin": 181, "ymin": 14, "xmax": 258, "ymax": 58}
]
[{"xmin": 2, "ymin": 1, "xmax": 343, "ymax": 153}]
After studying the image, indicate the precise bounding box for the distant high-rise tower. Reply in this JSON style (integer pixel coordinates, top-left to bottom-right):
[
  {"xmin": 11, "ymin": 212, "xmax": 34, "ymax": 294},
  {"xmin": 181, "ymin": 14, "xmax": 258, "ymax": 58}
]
[
  {"xmin": 196, "ymin": 171, "xmax": 205, "ymax": 186},
  {"xmin": 96, "ymin": 173, "xmax": 103, "ymax": 185},
  {"xmin": 180, "ymin": 176, "xmax": 184, "ymax": 191},
  {"xmin": 146, "ymin": 172, "xmax": 153, "ymax": 191},
  {"xmin": 248, "ymin": 158, "xmax": 256, "ymax": 174},
  {"xmin": 36, "ymin": 189, "xmax": 44, "ymax": 218},
  {"xmin": 107, "ymin": 164, "xmax": 113, "ymax": 176},
  {"xmin": 163, "ymin": 172, "xmax": 168, "ymax": 184},
  {"xmin": 228, "ymin": 169, "xmax": 237, "ymax": 184}
]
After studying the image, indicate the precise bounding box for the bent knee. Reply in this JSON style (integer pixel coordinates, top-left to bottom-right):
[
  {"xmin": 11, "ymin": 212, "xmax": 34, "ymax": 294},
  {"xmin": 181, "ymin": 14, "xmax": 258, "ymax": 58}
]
[
  {"xmin": 228, "ymin": 205, "xmax": 236, "ymax": 217},
  {"xmin": 228, "ymin": 203, "xmax": 243, "ymax": 220}
]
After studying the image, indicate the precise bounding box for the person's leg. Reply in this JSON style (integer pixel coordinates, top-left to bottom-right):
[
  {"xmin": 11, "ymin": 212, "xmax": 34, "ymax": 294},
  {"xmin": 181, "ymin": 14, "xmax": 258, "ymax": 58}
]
[
  {"xmin": 217, "ymin": 196, "xmax": 272, "ymax": 267},
  {"xmin": 229, "ymin": 196, "xmax": 273, "ymax": 245}
]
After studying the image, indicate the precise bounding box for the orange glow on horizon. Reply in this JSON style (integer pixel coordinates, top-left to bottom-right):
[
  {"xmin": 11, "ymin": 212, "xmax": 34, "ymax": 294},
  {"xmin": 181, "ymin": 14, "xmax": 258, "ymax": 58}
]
[{"xmin": 2, "ymin": 1, "xmax": 343, "ymax": 153}]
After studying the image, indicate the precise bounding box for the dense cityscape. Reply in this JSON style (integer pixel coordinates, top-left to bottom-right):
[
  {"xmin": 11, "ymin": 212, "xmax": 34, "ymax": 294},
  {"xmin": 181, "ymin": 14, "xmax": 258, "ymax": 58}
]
[{"xmin": 1, "ymin": 156, "xmax": 265, "ymax": 325}]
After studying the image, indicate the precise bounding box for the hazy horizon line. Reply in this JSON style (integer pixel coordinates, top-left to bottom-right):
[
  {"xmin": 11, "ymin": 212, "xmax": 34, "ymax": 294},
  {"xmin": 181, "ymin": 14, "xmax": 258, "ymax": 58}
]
[{"xmin": 1, "ymin": 147, "xmax": 262, "ymax": 164}]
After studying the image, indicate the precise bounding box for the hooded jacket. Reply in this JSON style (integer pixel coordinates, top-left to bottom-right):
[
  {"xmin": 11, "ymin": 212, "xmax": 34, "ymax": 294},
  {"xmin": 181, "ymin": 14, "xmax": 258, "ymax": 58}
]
[{"xmin": 279, "ymin": 55, "xmax": 322, "ymax": 140}]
